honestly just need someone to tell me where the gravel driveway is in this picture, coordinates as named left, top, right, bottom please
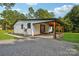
left=0, top=37, right=79, bottom=56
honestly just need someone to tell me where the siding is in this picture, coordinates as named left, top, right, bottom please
left=33, top=24, right=40, bottom=35
left=45, top=24, right=49, bottom=33
left=14, top=20, right=52, bottom=35
left=14, top=21, right=26, bottom=34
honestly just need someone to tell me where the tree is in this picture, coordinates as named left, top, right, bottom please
left=0, top=3, right=15, bottom=10
left=0, top=3, right=15, bottom=30
left=61, top=18, right=73, bottom=32
left=49, top=12, right=55, bottom=17
left=64, top=5, right=79, bottom=32
left=35, top=8, right=54, bottom=19
left=28, top=7, right=35, bottom=19
left=0, top=20, right=3, bottom=25
left=27, top=7, right=55, bottom=19
left=0, top=10, right=27, bottom=29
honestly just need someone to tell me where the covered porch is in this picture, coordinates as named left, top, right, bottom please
left=31, top=19, right=64, bottom=39
left=32, top=22, right=52, bottom=35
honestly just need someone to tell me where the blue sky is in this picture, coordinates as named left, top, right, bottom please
left=0, top=3, right=77, bottom=18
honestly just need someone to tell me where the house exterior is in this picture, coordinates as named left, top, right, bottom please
left=14, top=18, right=58, bottom=36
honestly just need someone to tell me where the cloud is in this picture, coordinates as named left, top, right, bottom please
left=26, top=3, right=38, bottom=6
left=73, top=3, right=79, bottom=5
left=54, top=5, right=73, bottom=13
left=48, top=10, right=52, bottom=12
left=53, top=5, right=74, bottom=17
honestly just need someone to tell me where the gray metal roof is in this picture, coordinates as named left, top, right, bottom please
left=15, top=18, right=59, bottom=25
left=19, top=18, right=58, bottom=21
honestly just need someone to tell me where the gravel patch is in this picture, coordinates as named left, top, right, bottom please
left=0, top=38, right=79, bottom=56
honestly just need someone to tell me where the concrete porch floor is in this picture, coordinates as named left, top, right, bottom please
left=30, top=33, right=64, bottom=39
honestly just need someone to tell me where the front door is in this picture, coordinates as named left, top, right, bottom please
left=40, top=24, right=45, bottom=34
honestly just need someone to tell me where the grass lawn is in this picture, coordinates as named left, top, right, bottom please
left=63, top=32, right=79, bottom=43
left=0, top=30, right=15, bottom=40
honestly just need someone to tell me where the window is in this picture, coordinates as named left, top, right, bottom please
left=21, top=24, right=23, bottom=29
left=27, top=23, right=31, bottom=28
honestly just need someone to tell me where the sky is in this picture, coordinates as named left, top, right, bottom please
left=0, top=3, right=77, bottom=18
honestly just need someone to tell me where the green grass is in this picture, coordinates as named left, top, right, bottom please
left=0, top=30, right=15, bottom=40
left=63, top=32, right=79, bottom=43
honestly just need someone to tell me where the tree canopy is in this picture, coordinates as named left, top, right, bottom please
left=0, top=6, right=55, bottom=30
left=27, top=7, right=55, bottom=19
left=64, top=5, right=79, bottom=32
left=0, top=10, right=27, bottom=29
left=0, top=3, right=15, bottom=10
left=35, top=8, right=54, bottom=19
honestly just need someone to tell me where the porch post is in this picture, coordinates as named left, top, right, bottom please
left=31, top=23, right=34, bottom=36
left=59, top=24, right=61, bottom=33
left=53, top=20, right=56, bottom=39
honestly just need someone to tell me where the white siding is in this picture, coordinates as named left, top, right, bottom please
left=14, top=21, right=25, bottom=34
left=14, top=21, right=33, bottom=35
left=33, top=24, right=40, bottom=35
left=45, top=24, right=49, bottom=33
left=27, top=29, right=32, bottom=35
left=14, top=20, right=53, bottom=36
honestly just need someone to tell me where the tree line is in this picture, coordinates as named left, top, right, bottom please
left=0, top=3, right=54, bottom=30
left=62, top=5, right=79, bottom=32
left=0, top=3, right=79, bottom=33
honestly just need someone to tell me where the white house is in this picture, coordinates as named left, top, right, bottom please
left=14, top=18, right=58, bottom=36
